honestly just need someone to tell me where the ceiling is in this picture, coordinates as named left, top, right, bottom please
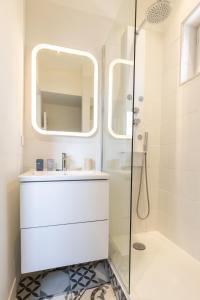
left=48, top=0, right=175, bottom=28
left=49, top=0, right=125, bottom=20
left=42, top=91, right=82, bottom=107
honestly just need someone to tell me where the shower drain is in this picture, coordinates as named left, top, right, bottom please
left=133, top=242, right=146, bottom=251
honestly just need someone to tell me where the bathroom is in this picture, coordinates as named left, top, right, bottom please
left=1, top=0, right=200, bottom=299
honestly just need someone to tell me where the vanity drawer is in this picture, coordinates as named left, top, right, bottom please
left=21, top=220, right=109, bottom=273
left=20, top=180, right=109, bottom=228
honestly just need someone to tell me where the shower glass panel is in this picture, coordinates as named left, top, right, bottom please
left=102, top=0, right=136, bottom=292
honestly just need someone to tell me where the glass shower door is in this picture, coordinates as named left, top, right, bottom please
left=102, top=0, right=136, bottom=291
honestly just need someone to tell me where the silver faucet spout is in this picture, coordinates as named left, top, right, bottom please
left=62, top=153, right=67, bottom=171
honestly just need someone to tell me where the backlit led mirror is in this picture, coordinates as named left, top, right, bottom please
left=108, top=59, right=134, bottom=139
left=32, top=44, right=98, bottom=137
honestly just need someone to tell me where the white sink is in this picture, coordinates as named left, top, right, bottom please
left=19, top=170, right=109, bottom=182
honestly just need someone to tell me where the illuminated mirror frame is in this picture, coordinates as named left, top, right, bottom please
left=108, top=59, right=134, bottom=139
left=32, top=44, right=98, bottom=137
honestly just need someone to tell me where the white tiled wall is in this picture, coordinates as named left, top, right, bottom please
left=134, top=0, right=200, bottom=263
left=132, top=28, right=163, bottom=233
left=158, top=0, right=200, bottom=261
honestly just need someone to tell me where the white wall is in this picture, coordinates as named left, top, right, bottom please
left=158, top=0, right=200, bottom=261
left=43, top=102, right=81, bottom=132
left=0, top=0, right=24, bottom=299
left=39, top=69, right=82, bottom=96
left=24, top=0, right=115, bottom=171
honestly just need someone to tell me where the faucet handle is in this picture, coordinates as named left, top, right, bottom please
left=62, top=153, right=67, bottom=171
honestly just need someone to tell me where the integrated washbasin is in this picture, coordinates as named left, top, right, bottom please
left=19, top=170, right=109, bottom=182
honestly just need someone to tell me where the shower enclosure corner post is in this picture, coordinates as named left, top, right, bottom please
left=128, top=0, right=138, bottom=294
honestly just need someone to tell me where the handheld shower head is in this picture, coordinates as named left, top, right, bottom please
left=146, top=0, right=171, bottom=24
left=143, top=132, right=149, bottom=153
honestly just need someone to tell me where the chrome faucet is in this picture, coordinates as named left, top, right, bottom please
left=62, top=153, right=67, bottom=171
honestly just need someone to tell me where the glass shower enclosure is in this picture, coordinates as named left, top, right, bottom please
left=102, top=0, right=137, bottom=292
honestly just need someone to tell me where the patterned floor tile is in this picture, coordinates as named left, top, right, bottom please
left=16, top=272, right=42, bottom=300
left=40, top=268, right=70, bottom=299
left=70, top=284, right=115, bottom=300
left=93, top=261, right=110, bottom=284
left=40, top=294, right=68, bottom=300
left=43, top=284, right=115, bottom=300
left=16, top=260, right=119, bottom=300
left=69, top=262, right=100, bottom=292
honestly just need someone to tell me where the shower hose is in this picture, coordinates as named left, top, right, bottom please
left=136, top=152, right=150, bottom=220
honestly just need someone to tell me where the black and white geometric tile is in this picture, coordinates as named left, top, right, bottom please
left=40, top=267, right=71, bottom=298
left=16, top=260, right=127, bottom=300
left=69, top=284, right=116, bottom=300
left=69, top=263, right=97, bottom=292
left=40, top=284, right=116, bottom=300
left=17, top=272, right=42, bottom=300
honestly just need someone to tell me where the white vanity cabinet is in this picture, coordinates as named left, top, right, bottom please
left=19, top=171, right=109, bottom=274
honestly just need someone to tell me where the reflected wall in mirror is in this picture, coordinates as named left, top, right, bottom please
left=108, top=59, right=134, bottom=139
left=32, top=44, right=98, bottom=136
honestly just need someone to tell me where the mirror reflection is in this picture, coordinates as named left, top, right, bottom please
left=109, top=60, right=134, bottom=138
left=36, top=48, right=95, bottom=133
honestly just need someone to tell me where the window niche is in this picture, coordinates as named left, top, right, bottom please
left=180, top=4, right=200, bottom=84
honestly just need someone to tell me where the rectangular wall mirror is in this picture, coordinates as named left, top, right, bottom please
left=32, top=44, right=98, bottom=137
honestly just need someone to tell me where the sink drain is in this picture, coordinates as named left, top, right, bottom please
left=133, top=242, right=146, bottom=250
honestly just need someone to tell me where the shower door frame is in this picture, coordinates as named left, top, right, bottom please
left=128, top=0, right=138, bottom=294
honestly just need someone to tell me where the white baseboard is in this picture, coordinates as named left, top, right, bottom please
left=8, top=278, right=17, bottom=300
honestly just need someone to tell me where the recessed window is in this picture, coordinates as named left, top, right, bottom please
left=180, top=4, right=200, bottom=83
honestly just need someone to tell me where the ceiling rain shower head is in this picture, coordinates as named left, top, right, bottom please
left=146, top=0, right=171, bottom=24
left=137, top=0, right=172, bottom=33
